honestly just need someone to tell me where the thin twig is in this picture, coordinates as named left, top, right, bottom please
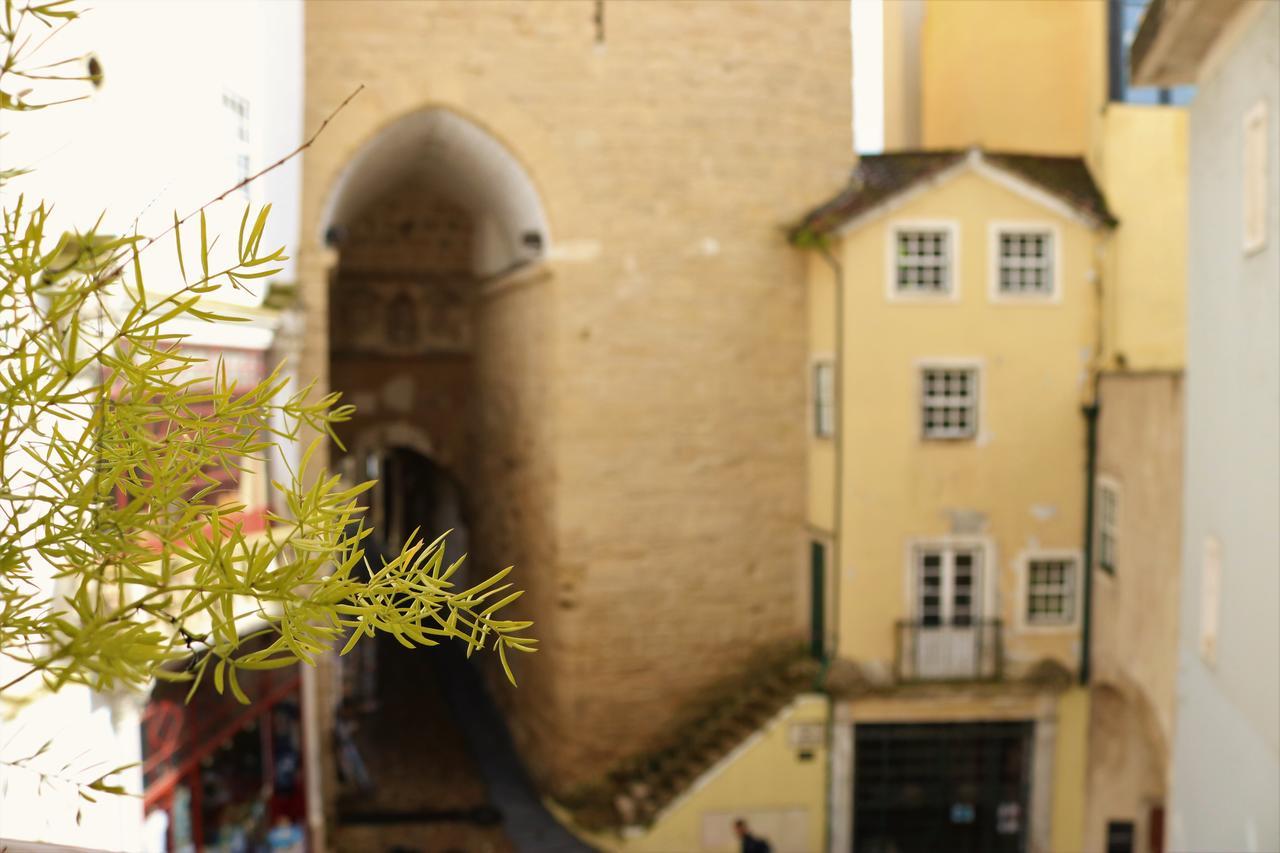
left=132, top=84, right=366, bottom=266
left=2, top=84, right=366, bottom=360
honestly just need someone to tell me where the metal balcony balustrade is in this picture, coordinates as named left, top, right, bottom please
left=893, top=618, right=1005, bottom=682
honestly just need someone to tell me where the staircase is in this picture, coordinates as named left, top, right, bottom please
left=559, top=646, right=819, bottom=832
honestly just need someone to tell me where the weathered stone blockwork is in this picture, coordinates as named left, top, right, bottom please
left=300, top=0, right=851, bottom=792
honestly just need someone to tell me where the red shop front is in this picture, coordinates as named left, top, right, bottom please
left=142, top=661, right=309, bottom=853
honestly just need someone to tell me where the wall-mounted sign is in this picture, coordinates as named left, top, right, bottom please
left=998, top=801, right=1021, bottom=835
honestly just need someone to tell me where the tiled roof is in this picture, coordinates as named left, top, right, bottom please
left=793, top=148, right=1117, bottom=238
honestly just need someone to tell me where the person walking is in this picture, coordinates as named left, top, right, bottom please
left=733, top=818, right=772, bottom=853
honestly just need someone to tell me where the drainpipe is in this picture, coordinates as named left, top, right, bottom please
left=1080, top=394, right=1099, bottom=686
left=815, top=240, right=844, bottom=853
left=816, top=242, right=844, bottom=672
left=1080, top=245, right=1108, bottom=686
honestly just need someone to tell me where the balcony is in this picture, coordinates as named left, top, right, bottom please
left=894, top=619, right=1005, bottom=682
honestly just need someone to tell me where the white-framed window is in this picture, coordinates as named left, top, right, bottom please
left=914, top=542, right=984, bottom=627
left=223, top=90, right=252, bottom=198
left=888, top=222, right=957, bottom=298
left=1024, top=554, right=1078, bottom=627
left=920, top=364, right=979, bottom=440
left=991, top=223, right=1058, bottom=299
left=1096, top=477, right=1119, bottom=574
left=1244, top=101, right=1268, bottom=254
left=812, top=358, right=835, bottom=438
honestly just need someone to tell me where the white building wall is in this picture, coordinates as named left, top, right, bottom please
left=0, top=3, right=302, bottom=850
left=1170, top=4, right=1280, bottom=851
left=0, top=0, right=303, bottom=294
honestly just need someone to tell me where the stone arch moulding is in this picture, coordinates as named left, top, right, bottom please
left=318, top=105, right=552, bottom=279
left=349, top=421, right=437, bottom=472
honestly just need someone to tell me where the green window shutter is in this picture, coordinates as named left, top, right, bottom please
left=810, top=540, right=827, bottom=659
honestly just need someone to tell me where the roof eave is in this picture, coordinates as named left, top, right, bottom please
left=792, top=152, right=1116, bottom=243
left=1131, top=0, right=1247, bottom=87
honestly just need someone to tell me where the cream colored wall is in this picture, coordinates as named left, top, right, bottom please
left=883, top=0, right=924, bottom=150
left=595, top=695, right=829, bottom=853
left=1095, top=106, right=1189, bottom=370
left=1093, top=371, right=1183, bottom=752
left=919, top=0, right=1105, bottom=156
left=1085, top=371, right=1183, bottom=852
left=1049, top=687, right=1089, bottom=853
left=829, top=169, right=1096, bottom=674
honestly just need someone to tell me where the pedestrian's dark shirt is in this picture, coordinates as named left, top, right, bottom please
left=741, top=833, right=771, bottom=853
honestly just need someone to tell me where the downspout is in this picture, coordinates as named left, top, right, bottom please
left=817, top=242, right=845, bottom=675
left=1080, top=393, right=1099, bottom=685
left=815, top=238, right=844, bottom=853
left=1080, top=240, right=1108, bottom=685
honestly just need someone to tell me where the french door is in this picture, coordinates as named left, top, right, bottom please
left=915, top=544, right=983, bottom=679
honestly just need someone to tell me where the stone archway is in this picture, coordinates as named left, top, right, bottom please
left=320, top=106, right=550, bottom=277
left=315, top=107, right=584, bottom=851
left=1086, top=683, right=1169, bottom=853
left=319, top=105, right=550, bottom=544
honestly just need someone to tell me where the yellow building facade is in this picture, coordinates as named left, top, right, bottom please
left=799, top=150, right=1110, bottom=853
left=792, top=2, right=1190, bottom=851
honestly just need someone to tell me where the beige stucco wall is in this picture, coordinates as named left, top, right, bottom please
left=580, top=695, right=829, bottom=853
left=1087, top=370, right=1184, bottom=852
left=1094, top=106, right=1190, bottom=370
left=300, top=0, right=852, bottom=793
left=919, top=0, right=1106, bottom=156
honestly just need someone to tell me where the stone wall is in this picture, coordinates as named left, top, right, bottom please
left=301, top=0, right=852, bottom=792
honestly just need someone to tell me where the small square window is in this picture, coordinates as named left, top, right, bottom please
left=1026, top=557, right=1077, bottom=626
left=921, top=366, right=978, bottom=440
left=812, top=360, right=835, bottom=438
left=894, top=227, right=952, bottom=295
left=995, top=228, right=1054, bottom=297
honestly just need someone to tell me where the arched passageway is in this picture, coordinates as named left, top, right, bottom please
left=322, top=110, right=587, bottom=852
left=1085, top=684, right=1168, bottom=853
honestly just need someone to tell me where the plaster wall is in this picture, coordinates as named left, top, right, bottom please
left=1170, top=6, right=1280, bottom=850
left=1095, top=107, right=1190, bottom=370
left=1092, top=371, right=1183, bottom=741
left=595, top=695, right=828, bottom=853
left=1087, top=372, right=1183, bottom=853
left=918, top=0, right=1105, bottom=156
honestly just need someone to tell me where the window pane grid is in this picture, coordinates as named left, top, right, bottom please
left=1097, top=485, right=1119, bottom=572
left=997, top=230, right=1053, bottom=295
left=1026, top=558, right=1076, bottom=625
left=896, top=229, right=951, bottom=294
left=921, top=367, right=977, bottom=439
left=916, top=546, right=983, bottom=626
left=813, top=361, right=835, bottom=438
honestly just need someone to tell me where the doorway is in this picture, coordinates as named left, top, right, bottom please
left=853, top=721, right=1034, bottom=853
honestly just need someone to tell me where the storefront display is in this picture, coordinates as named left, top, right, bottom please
left=143, top=662, right=309, bottom=853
